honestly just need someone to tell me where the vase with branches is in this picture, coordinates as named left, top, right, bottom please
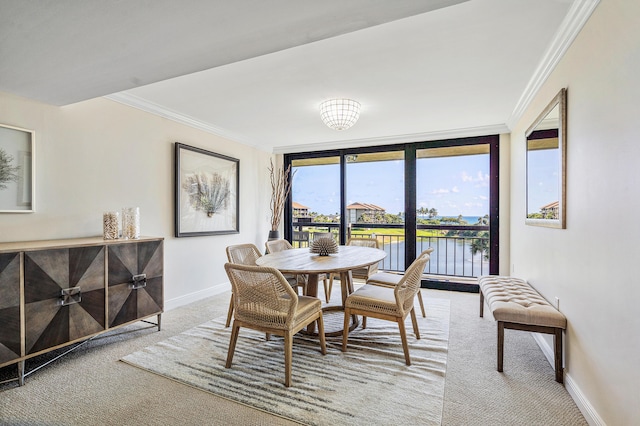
left=268, top=159, right=295, bottom=239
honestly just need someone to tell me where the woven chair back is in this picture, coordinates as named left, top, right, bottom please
left=226, top=243, right=262, bottom=265
left=418, top=247, right=435, bottom=258
left=347, top=237, right=379, bottom=249
left=224, top=263, right=298, bottom=330
left=265, top=239, right=293, bottom=254
left=394, top=254, right=431, bottom=314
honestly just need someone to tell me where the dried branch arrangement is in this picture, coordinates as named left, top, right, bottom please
left=183, top=172, right=230, bottom=217
left=269, top=159, right=295, bottom=231
left=0, top=148, right=20, bottom=190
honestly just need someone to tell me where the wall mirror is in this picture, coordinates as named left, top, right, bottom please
left=525, top=88, right=567, bottom=228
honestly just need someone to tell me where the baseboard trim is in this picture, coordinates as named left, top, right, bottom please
left=532, top=333, right=605, bottom=426
left=164, top=282, right=230, bottom=312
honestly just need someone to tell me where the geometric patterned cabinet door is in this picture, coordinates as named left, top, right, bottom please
left=24, top=246, right=105, bottom=355
left=0, top=252, right=21, bottom=366
left=108, top=240, right=163, bottom=328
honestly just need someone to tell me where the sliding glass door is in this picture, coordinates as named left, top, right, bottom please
left=416, top=145, right=491, bottom=286
left=289, top=156, right=341, bottom=247
left=345, top=151, right=404, bottom=271
left=284, top=135, right=499, bottom=291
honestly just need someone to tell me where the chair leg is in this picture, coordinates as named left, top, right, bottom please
left=398, top=318, right=411, bottom=366
left=317, top=314, right=327, bottom=355
left=342, top=308, right=351, bottom=352
left=284, top=331, right=293, bottom=387
left=362, top=316, right=367, bottom=329
left=225, top=295, right=234, bottom=327
left=225, top=323, right=241, bottom=368
left=410, top=308, right=420, bottom=339
left=417, top=291, right=426, bottom=318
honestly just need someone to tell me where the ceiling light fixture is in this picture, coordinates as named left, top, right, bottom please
left=319, top=99, right=361, bottom=130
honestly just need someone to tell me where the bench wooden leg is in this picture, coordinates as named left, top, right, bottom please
left=480, top=289, right=484, bottom=317
left=497, top=321, right=504, bottom=372
left=554, top=328, right=564, bottom=383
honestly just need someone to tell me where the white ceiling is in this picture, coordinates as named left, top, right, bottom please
left=1, top=0, right=589, bottom=153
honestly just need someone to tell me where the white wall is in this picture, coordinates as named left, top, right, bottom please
left=510, top=1, right=640, bottom=424
left=0, top=91, right=273, bottom=308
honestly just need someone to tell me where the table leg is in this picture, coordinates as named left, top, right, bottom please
left=304, top=270, right=359, bottom=337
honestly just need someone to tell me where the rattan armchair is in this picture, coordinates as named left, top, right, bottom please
left=265, top=239, right=330, bottom=301
left=225, top=244, right=263, bottom=327
left=224, top=263, right=326, bottom=387
left=342, top=253, right=432, bottom=366
left=366, top=248, right=434, bottom=317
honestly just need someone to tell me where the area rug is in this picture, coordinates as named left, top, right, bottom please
left=121, top=298, right=450, bottom=426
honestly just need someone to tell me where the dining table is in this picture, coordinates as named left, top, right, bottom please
left=255, top=245, right=387, bottom=336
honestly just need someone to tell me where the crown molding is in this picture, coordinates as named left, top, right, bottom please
left=273, top=123, right=509, bottom=154
left=104, top=92, right=266, bottom=150
left=507, top=0, right=601, bottom=130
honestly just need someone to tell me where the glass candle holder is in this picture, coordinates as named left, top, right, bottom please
left=103, top=211, right=120, bottom=240
left=122, top=207, right=140, bottom=239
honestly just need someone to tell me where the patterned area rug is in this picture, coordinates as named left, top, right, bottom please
left=121, top=298, right=450, bottom=426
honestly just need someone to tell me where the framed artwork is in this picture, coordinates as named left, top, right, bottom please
left=174, top=143, right=239, bottom=237
left=0, top=124, right=35, bottom=213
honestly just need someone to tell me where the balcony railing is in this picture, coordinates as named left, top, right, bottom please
left=292, top=221, right=489, bottom=278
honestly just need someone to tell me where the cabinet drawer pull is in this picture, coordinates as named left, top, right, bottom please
left=59, top=287, right=82, bottom=306
left=130, top=274, right=147, bottom=289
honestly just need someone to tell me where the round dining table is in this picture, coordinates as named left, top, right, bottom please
left=255, top=245, right=387, bottom=335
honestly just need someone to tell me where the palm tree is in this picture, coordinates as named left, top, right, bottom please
left=470, top=232, right=490, bottom=261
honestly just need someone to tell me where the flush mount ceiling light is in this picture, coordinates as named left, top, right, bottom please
left=319, top=99, right=361, bottom=130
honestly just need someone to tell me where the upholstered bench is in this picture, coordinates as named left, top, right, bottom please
left=478, top=275, right=567, bottom=383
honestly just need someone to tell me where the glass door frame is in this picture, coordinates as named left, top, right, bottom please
left=284, top=134, right=499, bottom=291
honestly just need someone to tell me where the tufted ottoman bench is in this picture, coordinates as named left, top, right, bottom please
left=478, top=275, right=567, bottom=383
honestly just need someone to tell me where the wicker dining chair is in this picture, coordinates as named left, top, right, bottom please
left=326, top=237, right=380, bottom=302
left=265, top=239, right=330, bottom=301
left=225, top=244, right=263, bottom=327
left=342, top=253, right=432, bottom=366
left=224, top=263, right=326, bottom=387
left=365, top=248, right=434, bottom=317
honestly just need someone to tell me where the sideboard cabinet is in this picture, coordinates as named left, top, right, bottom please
left=0, top=236, right=163, bottom=385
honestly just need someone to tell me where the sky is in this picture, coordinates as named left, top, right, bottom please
left=292, top=154, right=491, bottom=216
left=527, top=148, right=560, bottom=214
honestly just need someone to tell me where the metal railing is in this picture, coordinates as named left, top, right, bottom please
left=292, top=221, right=489, bottom=278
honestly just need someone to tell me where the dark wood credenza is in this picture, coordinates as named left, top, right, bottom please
left=0, top=236, right=163, bottom=385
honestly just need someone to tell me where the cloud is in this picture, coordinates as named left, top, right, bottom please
left=452, top=186, right=460, bottom=193
left=461, top=170, right=489, bottom=187
left=432, top=188, right=450, bottom=194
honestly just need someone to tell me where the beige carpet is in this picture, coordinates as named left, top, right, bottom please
left=121, top=298, right=450, bottom=426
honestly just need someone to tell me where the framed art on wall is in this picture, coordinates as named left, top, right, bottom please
left=174, top=143, right=239, bottom=237
left=0, top=124, right=35, bottom=213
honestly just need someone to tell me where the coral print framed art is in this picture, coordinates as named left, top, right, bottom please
left=0, top=124, right=35, bottom=213
left=174, top=143, right=239, bottom=237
